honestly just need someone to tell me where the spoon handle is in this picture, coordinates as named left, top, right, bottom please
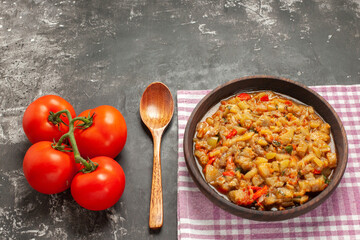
left=149, top=129, right=163, bottom=229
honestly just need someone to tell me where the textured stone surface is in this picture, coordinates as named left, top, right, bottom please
left=0, top=0, right=359, bottom=239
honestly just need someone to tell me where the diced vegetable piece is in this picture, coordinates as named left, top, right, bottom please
left=209, top=149, right=221, bottom=157
left=196, top=122, right=208, bottom=138
left=270, top=126, right=280, bottom=132
left=207, top=137, right=219, bottom=148
left=312, top=146, right=321, bottom=158
left=319, top=144, right=331, bottom=152
left=276, top=187, right=294, bottom=199
left=310, top=131, right=330, bottom=142
left=285, top=145, right=293, bottom=154
left=267, top=104, right=277, bottom=111
left=204, top=165, right=221, bottom=182
left=310, top=120, right=321, bottom=128
left=244, top=168, right=258, bottom=180
left=238, top=131, right=255, bottom=141
left=265, top=152, right=276, bottom=160
left=279, top=159, right=290, bottom=171
left=300, top=153, right=315, bottom=164
left=327, top=152, right=337, bottom=168
left=261, top=129, right=273, bottom=135
left=275, top=153, right=290, bottom=161
left=277, top=103, right=286, bottom=112
left=237, top=101, right=250, bottom=110
left=313, top=156, right=323, bottom=167
left=293, top=195, right=309, bottom=204
left=254, top=157, right=268, bottom=166
left=258, top=163, right=271, bottom=178
left=320, top=123, right=331, bottom=134
left=194, top=150, right=209, bottom=165
left=296, top=141, right=308, bottom=157
left=229, top=105, right=240, bottom=113
left=229, top=189, right=253, bottom=206
left=252, top=174, right=264, bottom=186
left=271, top=161, right=280, bottom=172
left=265, top=177, right=278, bottom=186
left=258, top=138, right=268, bottom=146
left=220, top=146, right=229, bottom=153
left=279, top=128, right=294, bottom=145
left=264, top=195, right=276, bottom=205
left=289, top=157, right=297, bottom=168
left=234, top=126, right=247, bottom=135
left=206, top=117, right=214, bottom=125
left=299, top=126, right=310, bottom=136
left=299, top=180, right=310, bottom=192
left=256, top=104, right=268, bottom=112
left=309, top=177, right=327, bottom=191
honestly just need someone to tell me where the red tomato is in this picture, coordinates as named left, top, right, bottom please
left=74, top=105, right=127, bottom=159
left=23, top=95, right=76, bottom=144
left=23, top=141, right=77, bottom=194
left=71, top=156, right=126, bottom=211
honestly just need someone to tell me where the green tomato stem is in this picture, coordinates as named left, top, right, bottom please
left=48, top=109, right=69, bottom=127
left=52, top=109, right=97, bottom=172
left=51, top=109, right=68, bottom=119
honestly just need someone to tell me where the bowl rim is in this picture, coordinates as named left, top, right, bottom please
left=183, top=75, right=348, bottom=221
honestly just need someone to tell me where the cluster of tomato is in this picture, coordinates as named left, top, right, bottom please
left=22, top=95, right=127, bottom=211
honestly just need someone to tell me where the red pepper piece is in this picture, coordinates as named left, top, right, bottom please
left=260, top=95, right=269, bottom=102
left=252, top=185, right=268, bottom=200
left=226, top=129, right=237, bottom=139
left=248, top=186, right=262, bottom=191
left=313, top=169, right=322, bottom=175
left=285, top=100, right=293, bottom=106
left=223, top=171, right=235, bottom=176
left=207, top=157, right=216, bottom=165
left=238, top=93, right=251, bottom=101
left=237, top=189, right=254, bottom=205
left=217, top=186, right=229, bottom=194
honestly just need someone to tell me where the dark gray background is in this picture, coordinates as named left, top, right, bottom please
left=0, top=0, right=359, bottom=239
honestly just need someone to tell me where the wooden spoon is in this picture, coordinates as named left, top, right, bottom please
left=140, top=82, right=174, bottom=229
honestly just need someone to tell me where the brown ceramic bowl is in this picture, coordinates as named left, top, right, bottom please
left=183, top=75, right=348, bottom=221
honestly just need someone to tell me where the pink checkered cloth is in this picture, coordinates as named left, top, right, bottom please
left=177, top=85, right=360, bottom=240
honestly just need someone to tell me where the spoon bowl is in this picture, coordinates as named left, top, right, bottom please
left=140, top=82, right=174, bottom=229
left=140, top=82, right=174, bottom=130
